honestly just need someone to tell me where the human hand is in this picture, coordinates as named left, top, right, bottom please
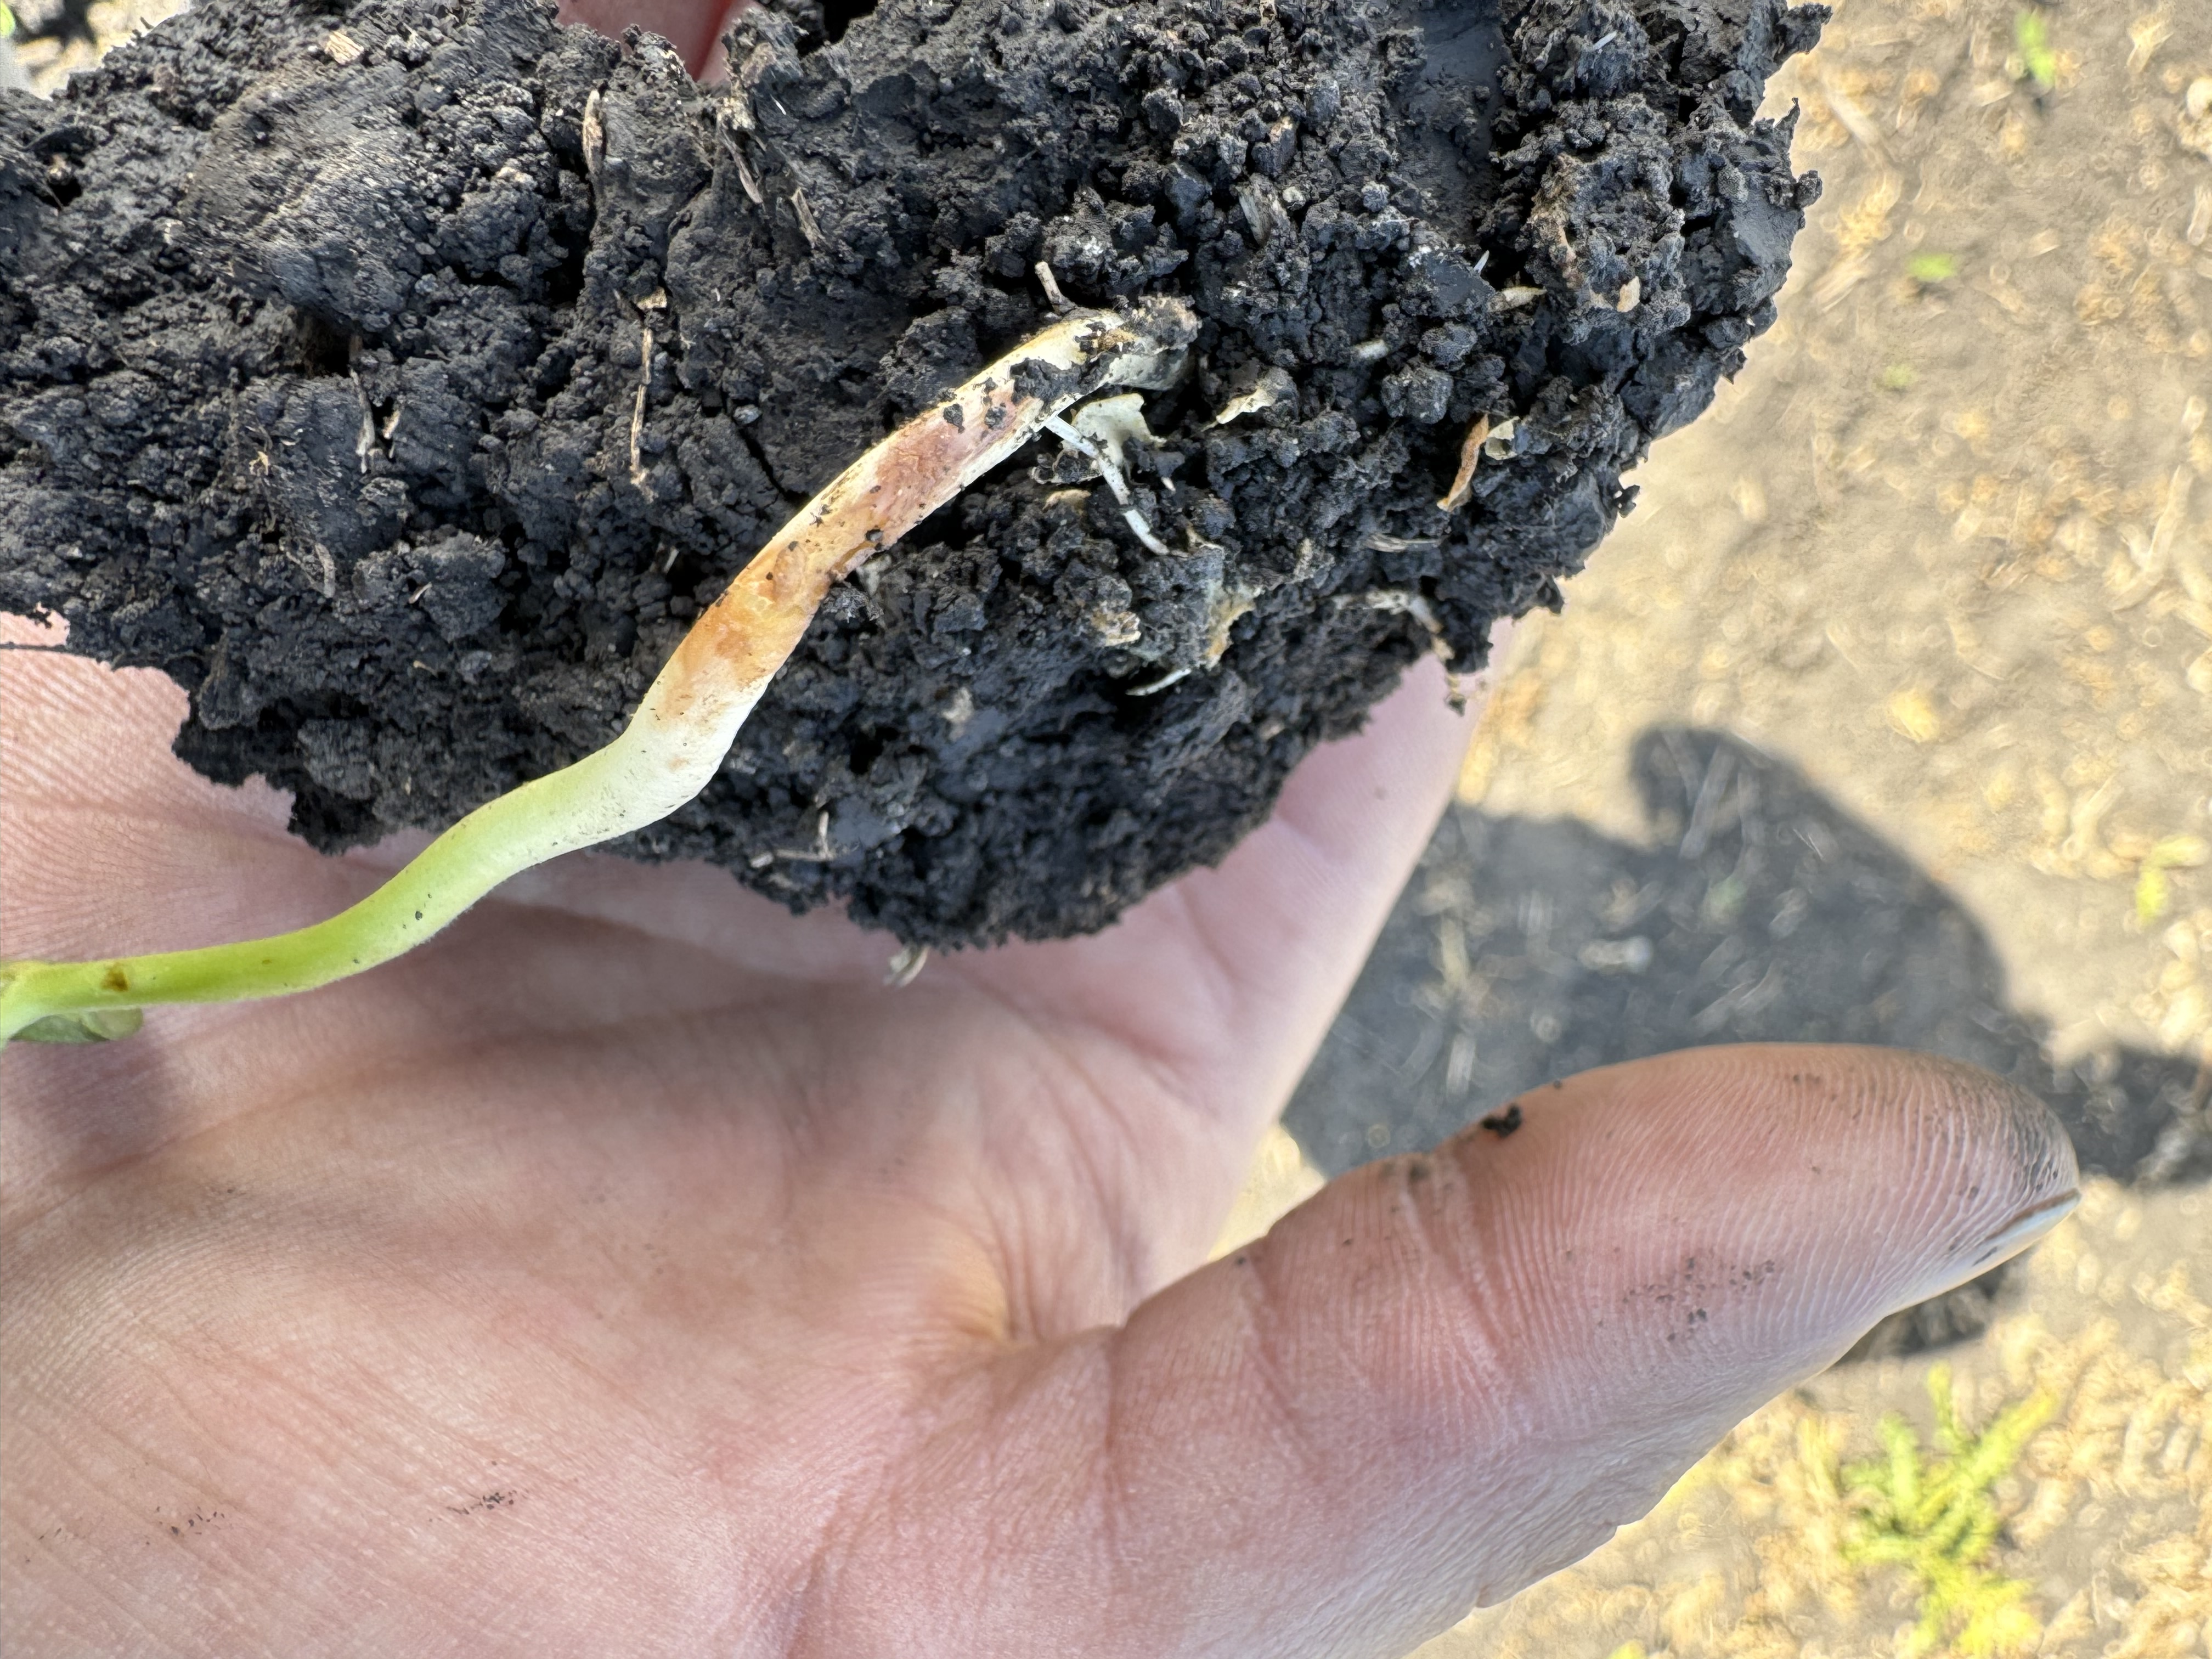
left=3, top=619, right=2075, bottom=1657
left=2, top=4, right=2076, bottom=1650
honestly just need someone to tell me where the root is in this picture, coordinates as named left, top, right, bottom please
left=1042, top=411, right=1175, bottom=558
left=1346, top=588, right=1465, bottom=712
left=1436, top=415, right=1489, bottom=512
left=1, top=302, right=1197, bottom=1044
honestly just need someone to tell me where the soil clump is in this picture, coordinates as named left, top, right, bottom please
left=1, top=0, right=1825, bottom=945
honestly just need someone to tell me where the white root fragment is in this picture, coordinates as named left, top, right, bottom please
left=582, top=88, right=606, bottom=190
left=714, top=122, right=765, bottom=206
left=1127, top=667, right=1192, bottom=696
left=733, top=150, right=764, bottom=206
left=1035, top=262, right=1073, bottom=314
left=321, top=27, right=363, bottom=63
left=628, top=292, right=669, bottom=493
left=1069, top=393, right=1160, bottom=473
left=1348, top=588, right=1464, bottom=710
left=1494, top=286, right=1543, bottom=311
left=792, top=189, right=823, bottom=250
left=768, top=810, right=835, bottom=864
left=629, top=324, right=654, bottom=492
left=884, top=944, right=930, bottom=988
left=1482, top=417, right=1519, bottom=460
left=1213, top=365, right=1296, bottom=425
left=1042, top=410, right=1175, bottom=557
left=1614, top=275, right=1641, bottom=312
left=1351, top=337, right=1389, bottom=362
left=353, top=373, right=378, bottom=472
left=1436, top=414, right=1490, bottom=512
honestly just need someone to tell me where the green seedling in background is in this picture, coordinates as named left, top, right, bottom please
left=2012, top=11, right=2057, bottom=95
left=1880, top=363, right=1918, bottom=391
left=2134, top=834, right=2210, bottom=926
left=1838, top=1364, right=2053, bottom=1659
left=1907, top=253, right=1961, bottom=286
left=2, top=3, right=17, bottom=39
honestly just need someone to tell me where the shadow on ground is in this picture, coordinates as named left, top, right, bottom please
left=1291, top=727, right=2212, bottom=1357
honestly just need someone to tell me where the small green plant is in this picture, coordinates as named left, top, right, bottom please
left=0, top=302, right=1195, bottom=1045
left=2133, top=834, right=2208, bottom=926
left=1, top=3, right=18, bottom=41
left=2011, top=11, right=2057, bottom=95
left=1838, top=1364, right=2053, bottom=1659
left=1906, top=253, right=1960, bottom=286
left=1879, top=362, right=1918, bottom=392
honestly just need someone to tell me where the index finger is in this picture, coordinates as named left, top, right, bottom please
left=557, top=0, right=744, bottom=74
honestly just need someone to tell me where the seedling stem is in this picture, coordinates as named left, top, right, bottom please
left=0, top=303, right=1195, bottom=1045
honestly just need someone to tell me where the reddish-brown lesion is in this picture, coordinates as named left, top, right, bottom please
left=636, top=308, right=1187, bottom=721
left=659, top=381, right=1051, bottom=706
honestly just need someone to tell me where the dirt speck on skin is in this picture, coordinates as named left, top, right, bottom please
left=1, top=0, right=1825, bottom=946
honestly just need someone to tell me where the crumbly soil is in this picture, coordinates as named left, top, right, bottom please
left=1, top=0, right=1826, bottom=945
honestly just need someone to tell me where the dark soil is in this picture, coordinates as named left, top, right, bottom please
left=0, top=0, right=1825, bottom=946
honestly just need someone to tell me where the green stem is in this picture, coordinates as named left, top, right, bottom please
left=2, top=301, right=1196, bottom=1046
left=1, top=725, right=687, bottom=1041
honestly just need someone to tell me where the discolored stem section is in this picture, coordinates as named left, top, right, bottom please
left=1, top=302, right=1196, bottom=1045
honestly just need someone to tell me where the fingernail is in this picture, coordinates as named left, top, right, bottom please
left=1895, top=1189, right=2080, bottom=1312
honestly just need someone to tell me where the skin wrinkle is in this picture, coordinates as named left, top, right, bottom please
left=855, top=996, right=1140, bottom=1340
left=1226, top=1238, right=1339, bottom=1515
left=1122, top=880, right=1257, bottom=1114
left=1095, top=1328, right=1135, bottom=1637
left=998, top=1037, right=1165, bottom=1328
left=960, top=984, right=1214, bottom=1328
left=1398, top=1152, right=1523, bottom=1443
left=1440, top=1136, right=1613, bottom=1444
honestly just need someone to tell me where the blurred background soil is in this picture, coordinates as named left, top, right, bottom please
left=9, top=0, right=2208, bottom=1652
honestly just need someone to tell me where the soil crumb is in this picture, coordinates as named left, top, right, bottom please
left=1, top=0, right=1825, bottom=945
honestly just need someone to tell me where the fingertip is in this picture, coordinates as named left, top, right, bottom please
left=1075, top=1045, right=2079, bottom=1654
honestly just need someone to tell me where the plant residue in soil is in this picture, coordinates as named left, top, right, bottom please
left=1, top=0, right=1825, bottom=945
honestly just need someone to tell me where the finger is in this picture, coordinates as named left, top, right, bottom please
left=556, top=0, right=746, bottom=74
left=836, top=1046, right=2077, bottom=1658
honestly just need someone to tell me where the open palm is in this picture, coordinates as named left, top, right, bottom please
left=2, top=630, right=2078, bottom=1658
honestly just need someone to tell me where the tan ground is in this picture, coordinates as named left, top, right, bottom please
left=9, top=0, right=188, bottom=89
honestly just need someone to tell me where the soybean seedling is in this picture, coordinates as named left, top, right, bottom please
left=0, top=301, right=1197, bottom=1045
left=1838, top=1363, right=2053, bottom=1659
